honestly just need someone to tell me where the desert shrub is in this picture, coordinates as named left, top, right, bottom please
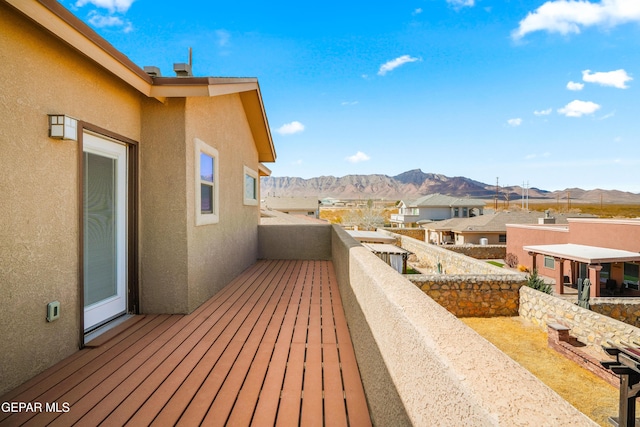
left=505, top=253, right=518, bottom=268
left=526, top=269, right=552, bottom=294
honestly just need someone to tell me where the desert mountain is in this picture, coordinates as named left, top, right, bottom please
left=260, top=169, right=640, bottom=203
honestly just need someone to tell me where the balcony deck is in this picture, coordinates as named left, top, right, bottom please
left=0, top=259, right=371, bottom=426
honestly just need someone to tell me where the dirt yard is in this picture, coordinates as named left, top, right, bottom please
left=462, top=316, right=628, bottom=426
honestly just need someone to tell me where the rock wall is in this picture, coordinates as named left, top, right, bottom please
left=380, top=227, right=425, bottom=241
left=444, top=245, right=507, bottom=260
left=591, top=299, right=640, bottom=328
left=519, top=286, right=640, bottom=348
left=408, top=275, right=525, bottom=317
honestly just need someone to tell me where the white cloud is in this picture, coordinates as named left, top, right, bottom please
left=87, top=11, right=133, bottom=32
left=216, top=30, right=231, bottom=47
left=76, top=0, right=135, bottom=13
left=534, top=108, right=553, bottom=116
left=276, top=121, right=305, bottom=135
left=582, top=69, right=632, bottom=88
left=413, top=8, right=423, bottom=15
left=292, top=159, right=303, bottom=165
left=341, top=101, right=359, bottom=106
left=557, top=100, right=601, bottom=117
left=378, top=55, right=420, bottom=76
left=346, top=151, right=371, bottom=163
left=512, top=0, right=640, bottom=40
left=599, top=110, right=616, bottom=120
left=566, top=81, right=584, bottom=91
left=447, top=0, right=475, bottom=8
left=507, top=118, right=523, bottom=127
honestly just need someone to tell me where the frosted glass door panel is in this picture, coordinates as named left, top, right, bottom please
left=83, top=133, right=127, bottom=331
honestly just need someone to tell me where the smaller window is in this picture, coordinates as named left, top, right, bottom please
left=195, top=138, right=219, bottom=225
left=243, top=166, right=258, bottom=206
left=544, top=256, right=555, bottom=269
left=453, top=207, right=459, bottom=217
left=462, top=207, right=468, bottom=217
left=498, top=234, right=506, bottom=243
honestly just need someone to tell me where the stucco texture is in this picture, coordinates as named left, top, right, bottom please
left=0, top=3, right=142, bottom=395
left=140, top=94, right=263, bottom=314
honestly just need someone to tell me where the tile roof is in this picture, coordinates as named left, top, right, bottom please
left=406, top=193, right=487, bottom=208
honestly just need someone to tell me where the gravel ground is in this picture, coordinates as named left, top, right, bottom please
left=461, top=316, right=628, bottom=426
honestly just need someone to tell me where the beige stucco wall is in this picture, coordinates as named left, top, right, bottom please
left=0, top=3, right=142, bottom=395
left=140, top=94, right=264, bottom=314
left=185, top=95, right=262, bottom=312
left=258, top=224, right=332, bottom=260
left=139, top=97, right=190, bottom=313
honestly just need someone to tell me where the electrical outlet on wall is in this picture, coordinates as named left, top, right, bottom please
left=47, top=301, right=60, bottom=322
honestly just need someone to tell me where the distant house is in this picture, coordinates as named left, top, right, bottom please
left=390, top=193, right=486, bottom=228
left=423, top=210, right=594, bottom=245
left=263, top=196, right=320, bottom=218
left=320, top=197, right=341, bottom=206
left=507, top=218, right=640, bottom=297
left=1, top=0, right=275, bottom=394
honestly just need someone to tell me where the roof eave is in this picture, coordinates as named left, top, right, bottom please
left=10, top=0, right=153, bottom=95
left=150, top=78, right=276, bottom=163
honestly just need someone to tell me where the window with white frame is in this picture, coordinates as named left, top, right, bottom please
left=243, top=166, right=258, bottom=206
left=195, top=138, right=219, bottom=225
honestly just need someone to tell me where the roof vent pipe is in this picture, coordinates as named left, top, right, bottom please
left=143, top=66, right=162, bottom=77
left=173, top=63, right=192, bottom=77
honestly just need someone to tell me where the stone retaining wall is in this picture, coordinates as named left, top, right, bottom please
left=408, top=275, right=525, bottom=317
left=380, top=227, right=425, bottom=241
left=519, top=286, right=640, bottom=348
left=591, top=299, right=640, bottom=329
left=444, top=245, right=507, bottom=260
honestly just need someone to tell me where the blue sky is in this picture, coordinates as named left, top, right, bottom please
left=64, top=0, right=640, bottom=192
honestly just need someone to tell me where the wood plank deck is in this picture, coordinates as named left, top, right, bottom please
left=0, top=260, right=371, bottom=426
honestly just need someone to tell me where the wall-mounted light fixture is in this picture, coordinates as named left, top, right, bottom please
left=48, top=114, right=77, bottom=141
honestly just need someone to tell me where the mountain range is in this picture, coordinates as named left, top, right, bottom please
left=260, top=169, right=640, bottom=203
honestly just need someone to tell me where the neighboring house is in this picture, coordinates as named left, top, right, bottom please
left=320, top=197, right=342, bottom=206
left=424, top=211, right=594, bottom=245
left=263, top=196, right=320, bottom=218
left=507, top=218, right=640, bottom=297
left=1, top=0, right=275, bottom=393
left=391, top=193, right=486, bottom=228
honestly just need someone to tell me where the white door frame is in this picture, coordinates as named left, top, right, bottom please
left=82, top=132, right=128, bottom=331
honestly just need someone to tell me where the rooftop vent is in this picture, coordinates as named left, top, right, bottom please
left=143, top=66, right=162, bottom=77
left=173, top=63, right=192, bottom=77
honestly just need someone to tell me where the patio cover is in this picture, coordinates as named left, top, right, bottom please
left=361, top=243, right=410, bottom=255
left=523, top=244, right=640, bottom=264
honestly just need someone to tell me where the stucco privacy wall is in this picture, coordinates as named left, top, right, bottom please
left=520, top=286, right=640, bottom=348
left=330, top=226, right=595, bottom=425
left=0, top=3, right=142, bottom=395
left=257, top=224, right=332, bottom=260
